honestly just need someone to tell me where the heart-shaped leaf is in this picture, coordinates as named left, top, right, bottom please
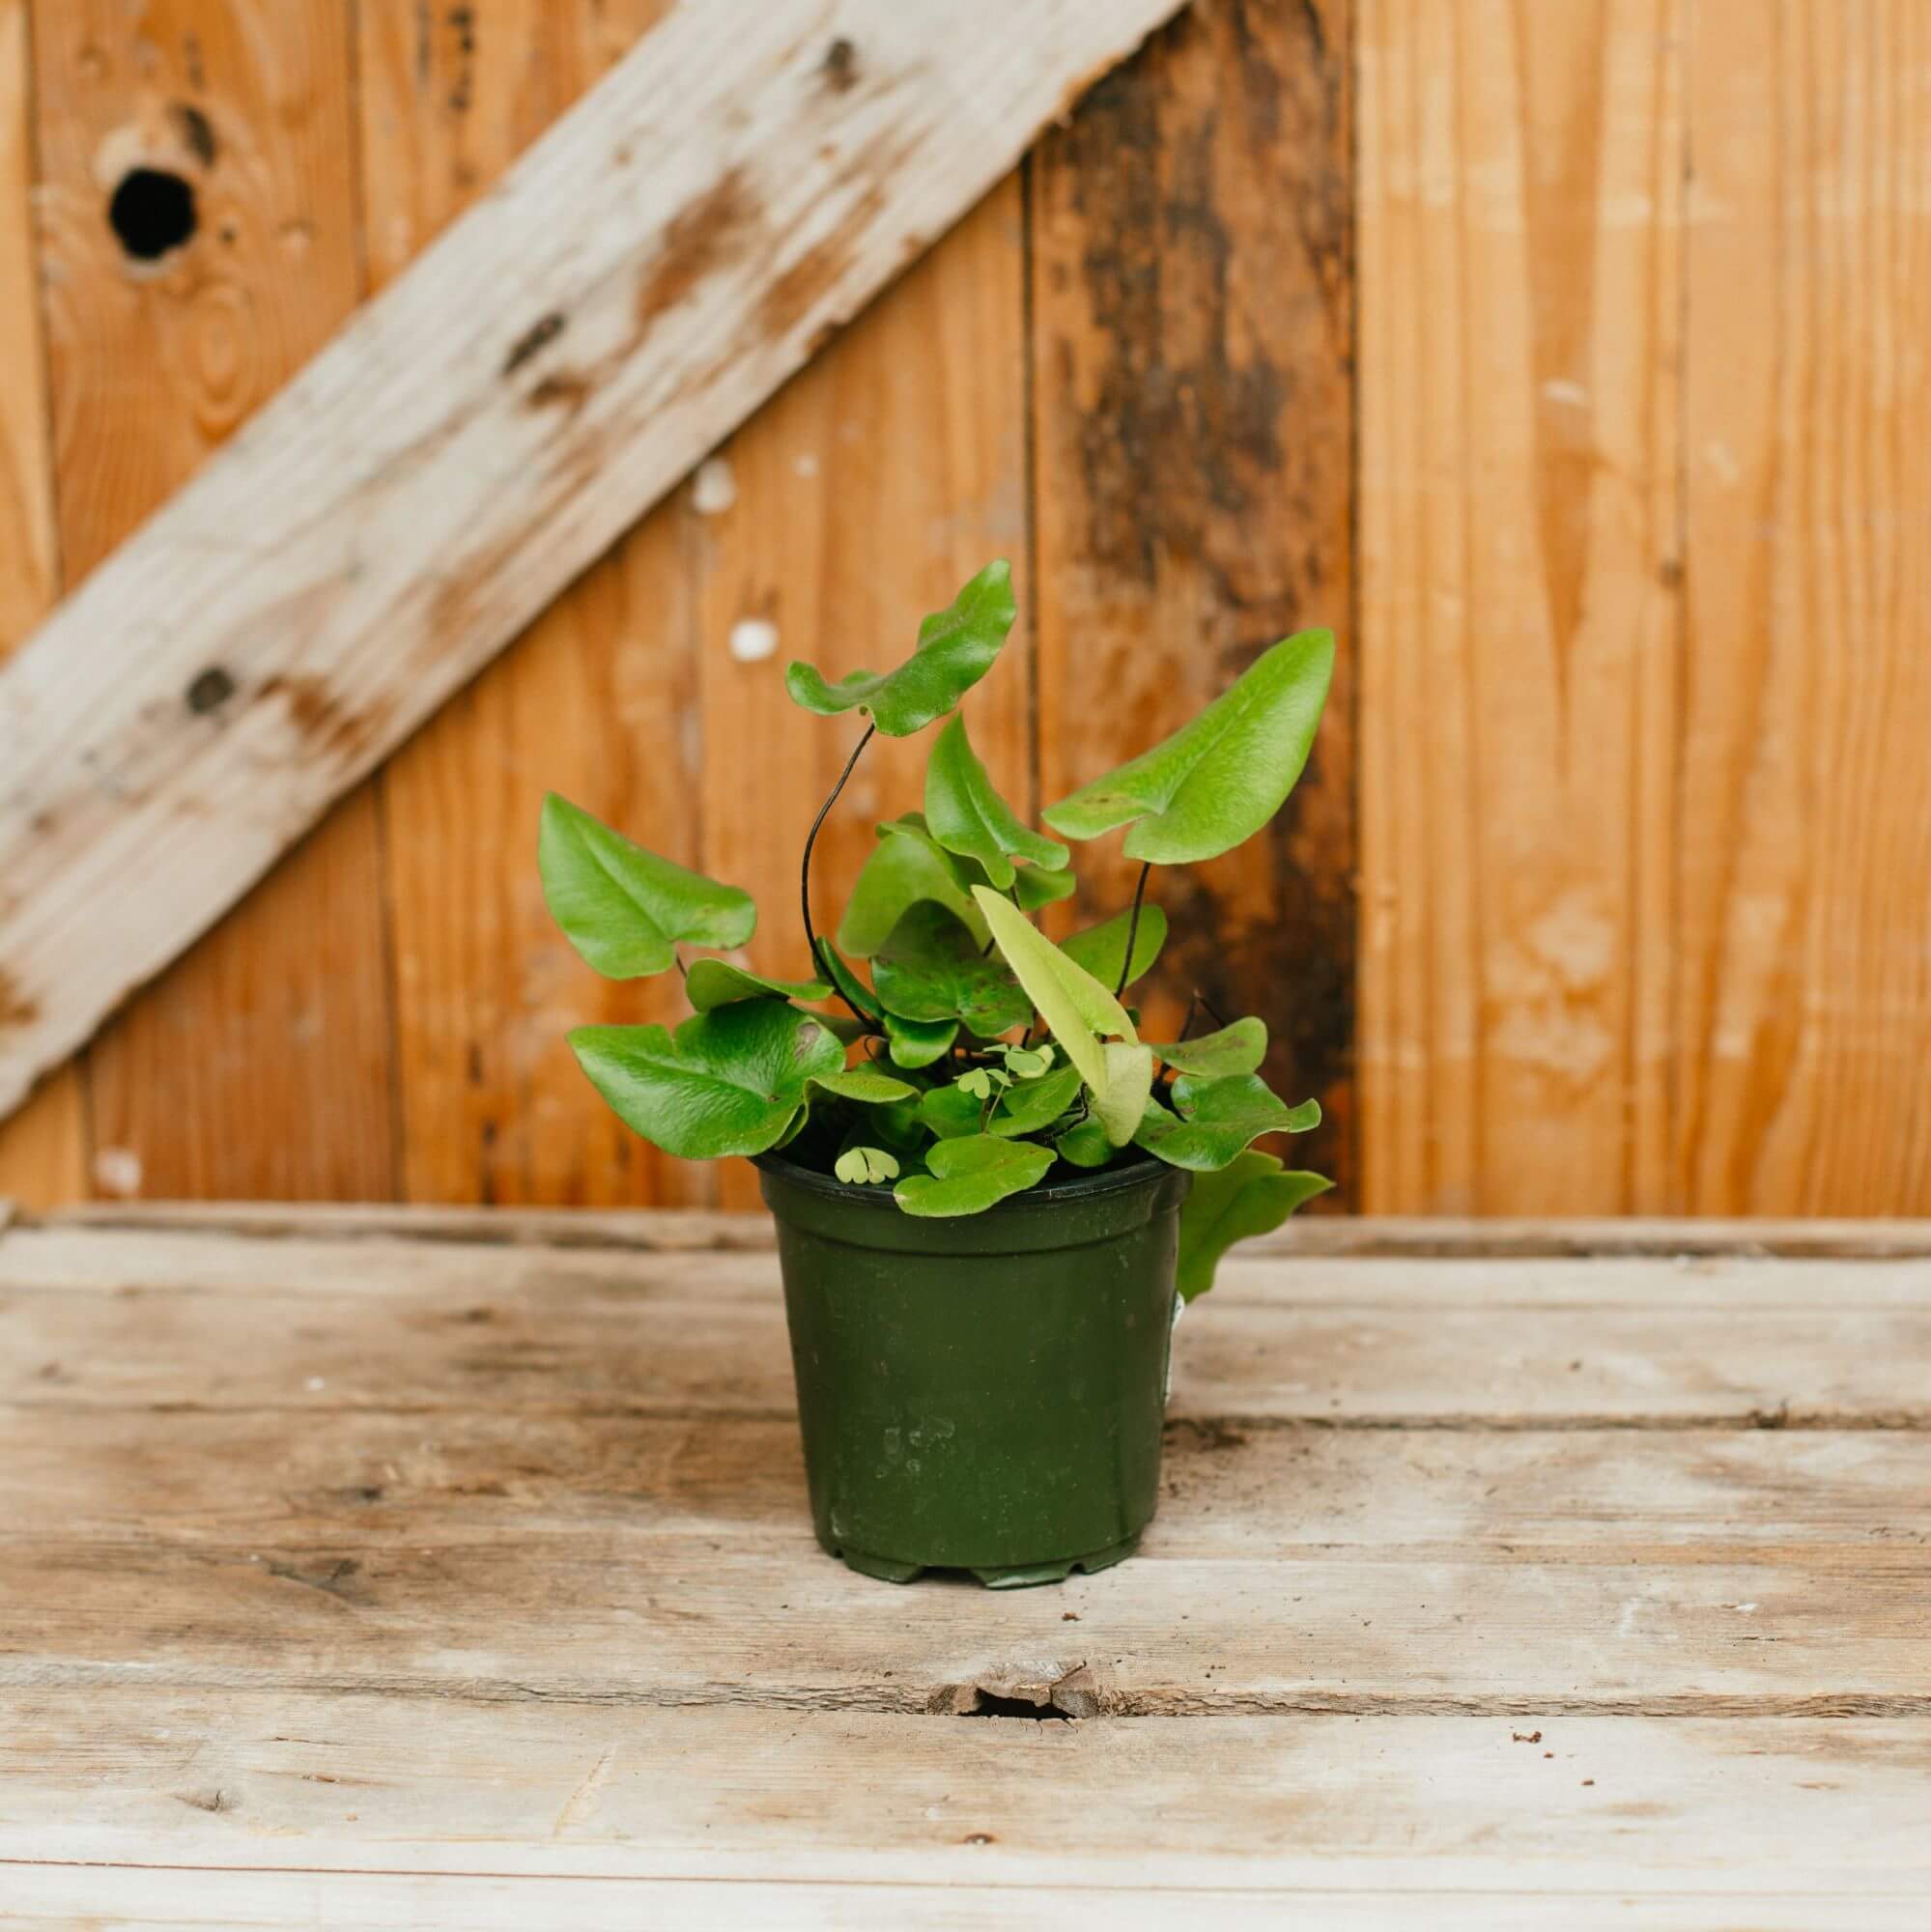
left=809, top=1065, right=917, bottom=1104
left=1135, top=1073, right=1321, bottom=1173
left=835, top=1146, right=901, bottom=1185
left=1003, top=1043, right=1055, bottom=1079
left=893, top=1133, right=1055, bottom=1217
left=884, top=1012, right=957, bottom=1068
left=540, top=793, right=754, bottom=978
left=836, top=816, right=988, bottom=957
left=971, top=887, right=1135, bottom=1098
left=1060, top=906, right=1168, bottom=993
left=918, top=1083, right=984, bottom=1140
left=924, top=715, right=1068, bottom=890
left=568, top=1002, right=842, bottom=1160
left=987, top=1060, right=1083, bottom=1138
left=1054, top=1116, right=1114, bottom=1168
left=685, top=959, right=832, bottom=1011
left=1043, top=631, right=1335, bottom=864
left=1153, top=1017, right=1268, bottom=1078
left=1092, top=1041, right=1154, bottom=1146
left=785, top=560, right=1017, bottom=737
left=1177, top=1151, right=1332, bottom=1301
left=872, top=902, right=1031, bottom=1038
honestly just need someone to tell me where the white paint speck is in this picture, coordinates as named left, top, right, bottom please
left=692, top=455, right=736, bottom=515
left=305, top=1377, right=327, bottom=1393
left=793, top=451, right=820, bottom=478
left=1725, top=1602, right=1759, bottom=1613
left=729, top=617, right=779, bottom=663
left=93, top=1146, right=142, bottom=1197
left=1542, top=378, right=1589, bottom=408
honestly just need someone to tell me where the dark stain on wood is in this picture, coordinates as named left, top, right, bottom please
left=636, top=167, right=758, bottom=326
left=755, top=179, right=887, bottom=343
left=259, top=675, right=389, bottom=766
left=168, top=100, right=217, bottom=169
left=526, top=369, right=591, bottom=414
left=502, top=311, right=567, bottom=377
left=185, top=666, right=236, bottom=715
left=821, top=37, right=860, bottom=93
left=0, top=969, right=40, bottom=1033
left=1035, top=0, right=1357, bottom=1203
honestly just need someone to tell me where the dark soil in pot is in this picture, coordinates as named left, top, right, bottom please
left=755, top=1151, right=1191, bottom=1587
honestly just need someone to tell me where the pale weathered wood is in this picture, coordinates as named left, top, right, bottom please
left=0, top=0, right=1184, bottom=1125
left=0, top=0, right=85, bottom=1208
left=1030, top=0, right=1357, bottom=1198
left=697, top=176, right=1031, bottom=1210
left=30, top=0, right=399, bottom=1201
left=28, top=1200, right=1931, bottom=1258
left=1356, top=0, right=1685, bottom=1212
left=1, top=1209, right=1925, bottom=1914
left=7, top=1869, right=1923, bottom=1932
left=359, top=0, right=710, bottom=1211
left=3, top=1700, right=1927, bottom=1902
left=1675, top=3, right=1931, bottom=1213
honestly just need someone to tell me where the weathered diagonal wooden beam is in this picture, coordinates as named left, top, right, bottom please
left=0, top=0, right=1183, bottom=1122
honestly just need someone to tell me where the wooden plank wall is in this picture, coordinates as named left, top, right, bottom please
left=3, top=0, right=1928, bottom=1216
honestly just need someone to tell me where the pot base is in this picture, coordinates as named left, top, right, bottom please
left=821, top=1530, right=1142, bottom=1590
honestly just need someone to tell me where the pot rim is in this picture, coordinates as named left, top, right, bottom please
left=752, top=1147, right=1176, bottom=1213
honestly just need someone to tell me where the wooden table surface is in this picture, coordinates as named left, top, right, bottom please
left=3, top=1204, right=1928, bottom=1928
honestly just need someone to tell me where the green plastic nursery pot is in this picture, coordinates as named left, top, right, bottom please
left=755, top=1151, right=1191, bottom=1588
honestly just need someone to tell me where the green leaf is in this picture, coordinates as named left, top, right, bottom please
left=836, top=816, right=988, bottom=957
left=884, top=1012, right=957, bottom=1068
left=1003, top=1043, right=1055, bottom=1078
left=1012, top=865, right=1077, bottom=912
left=1053, top=1116, right=1114, bottom=1168
left=1060, top=906, right=1168, bottom=993
left=971, top=887, right=1136, bottom=1098
left=685, top=959, right=831, bottom=1011
left=1092, top=1041, right=1153, bottom=1146
left=918, top=1084, right=983, bottom=1140
left=835, top=1146, right=901, bottom=1185
left=838, top=1095, right=924, bottom=1165
left=987, top=1060, right=1082, bottom=1137
left=1042, top=631, right=1335, bottom=864
left=539, top=793, right=754, bottom=978
left=955, top=1065, right=1002, bottom=1100
left=809, top=1065, right=917, bottom=1104
left=872, top=902, right=1031, bottom=1038
left=1153, top=1017, right=1268, bottom=1077
left=1135, top=1073, right=1321, bottom=1173
left=893, top=1133, right=1055, bottom=1217
left=784, top=560, right=1017, bottom=737
left=569, top=1003, right=842, bottom=1160
left=924, top=715, right=1068, bottom=890
left=1177, top=1152, right=1332, bottom=1301
left=812, top=939, right=884, bottom=1021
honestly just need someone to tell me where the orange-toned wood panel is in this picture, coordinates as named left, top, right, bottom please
left=0, top=0, right=83, bottom=1207
left=360, top=1, right=700, bottom=1208
left=1030, top=1, right=1357, bottom=1203
left=1356, top=0, right=1684, bottom=1212
left=31, top=0, right=396, bottom=1198
left=696, top=179, right=1032, bottom=1210
left=1675, top=0, right=1931, bottom=1212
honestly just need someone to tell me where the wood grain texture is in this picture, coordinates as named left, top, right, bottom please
left=0, top=0, right=1184, bottom=1134
left=1676, top=1, right=1931, bottom=1213
left=1030, top=0, right=1357, bottom=1200
left=696, top=177, right=1031, bottom=1210
left=0, top=0, right=83, bottom=1208
left=28, top=0, right=398, bottom=1200
left=1357, top=0, right=1686, bottom=1214
left=0, top=1211, right=1925, bottom=1918
left=357, top=0, right=703, bottom=1208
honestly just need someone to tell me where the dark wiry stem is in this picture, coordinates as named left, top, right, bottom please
left=801, top=723, right=876, bottom=1029
left=1115, top=861, right=1151, bottom=998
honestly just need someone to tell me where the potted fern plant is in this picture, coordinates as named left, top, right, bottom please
left=540, top=560, right=1334, bottom=1587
